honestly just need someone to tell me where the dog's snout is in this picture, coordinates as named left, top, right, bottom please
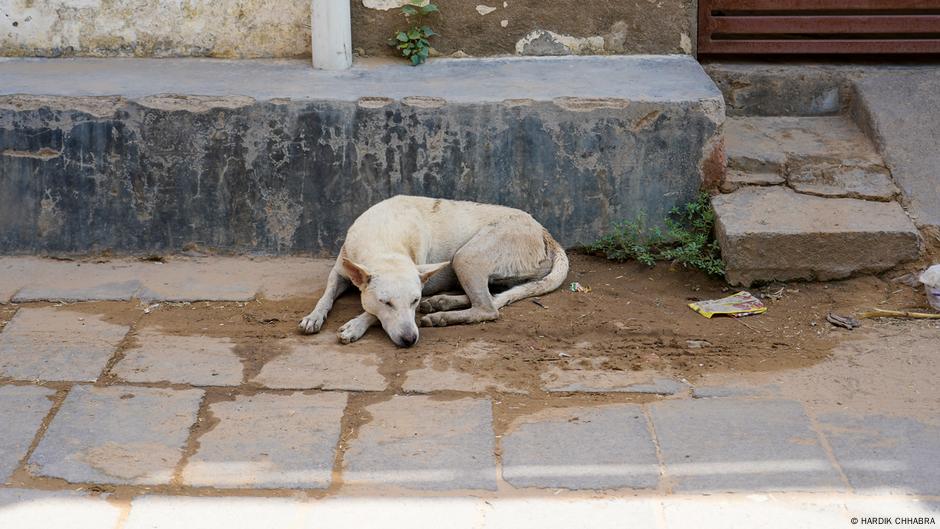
left=398, top=333, right=418, bottom=348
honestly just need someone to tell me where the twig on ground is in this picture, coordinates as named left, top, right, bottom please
left=859, top=309, right=940, bottom=320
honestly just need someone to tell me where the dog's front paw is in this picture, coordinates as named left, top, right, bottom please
left=420, top=313, right=446, bottom=327
left=338, top=319, right=369, bottom=344
left=299, top=312, right=326, bottom=334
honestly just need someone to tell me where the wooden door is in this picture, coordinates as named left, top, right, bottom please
left=698, top=0, right=940, bottom=55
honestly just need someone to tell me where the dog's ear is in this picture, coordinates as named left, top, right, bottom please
left=342, top=258, right=372, bottom=289
left=417, top=261, right=450, bottom=284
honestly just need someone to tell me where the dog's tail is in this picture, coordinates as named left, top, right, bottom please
left=493, top=231, right=570, bottom=308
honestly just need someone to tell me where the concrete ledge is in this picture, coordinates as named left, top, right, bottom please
left=714, top=187, right=922, bottom=286
left=0, top=56, right=723, bottom=254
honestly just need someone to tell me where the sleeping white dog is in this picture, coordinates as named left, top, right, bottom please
left=299, top=195, right=569, bottom=347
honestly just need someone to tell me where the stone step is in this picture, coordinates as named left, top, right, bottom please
left=713, top=186, right=922, bottom=286
left=0, top=56, right=723, bottom=255
left=725, top=115, right=898, bottom=202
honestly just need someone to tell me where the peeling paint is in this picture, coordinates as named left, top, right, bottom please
left=680, top=32, right=693, bottom=54
left=0, top=95, right=124, bottom=117
left=516, top=29, right=605, bottom=56
left=37, top=191, right=63, bottom=236
left=362, top=0, right=427, bottom=10
left=402, top=96, right=447, bottom=109
left=0, top=0, right=311, bottom=58
left=136, top=94, right=256, bottom=112
left=0, top=147, right=60, bottom=159
left=357, top=96, right=395, bottom=109
left=554, top=97, right=630, bottom=112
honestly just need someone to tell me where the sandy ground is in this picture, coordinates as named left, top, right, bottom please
left=55, top=253, right=935, bottom=397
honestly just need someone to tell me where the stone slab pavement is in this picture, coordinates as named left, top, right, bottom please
left=112, top=331, right=243, bottom=387
left=343, top=396, right=498, bottom=491
left=0, top=386, right=55, bottom=483
left=182, top=392, right=347, bottom=489
left=0, top=307, right=129, bottom=382
left=854, top=70, right=940, bottom=228
left=501, top=404, right=659, bottom=490
left=28, top=385, right=203, bottom=485
left=0, top=256, right=334, bottom=304
left=0, top=259, right=938, bottom=526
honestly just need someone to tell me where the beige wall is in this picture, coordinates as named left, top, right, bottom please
left=0, top=0, right=695, bottom=58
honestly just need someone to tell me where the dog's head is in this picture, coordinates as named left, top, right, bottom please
left=342, top=257, right=449, bottom=348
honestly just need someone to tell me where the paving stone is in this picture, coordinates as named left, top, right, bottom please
left=182, top=392, right=347, bottom=489
left=0, top=385, right=56, bottom=483
left=12, top=280, right=142, bottom=303
left=501, top=404, right=659, bottom=490
left=650, top=398, right=846, bottom=492
left=0, top=488, right=123, bottom=529
left=112, top=331, right=243, bottom=386
left=137, top=259, right=262, bottom=302
left=818, top=413, right=940, bottom=495
left=713, top=186, right=922, bottom=286
left=726, top=116, right=884, bottom=171
left=0, top=307, right=130, bottom=382
left=29, top=385, right=203, bottom=485
left=403, top=357, right=525, bottom=394
left=661, top=496, right=851, bottom=529
left=720, top=169, right=785, bottom=193
left=855, top=70, right=940, bottom=227
left=788, top=163, right=898, bottom=202
left=343, top=396, right=497, bottom=490
left=124, top=496, right=308, bottom=529
left=137, top=283, right=257, bottom=302
left=691, top=384, right=781, bottom=399
left=252, top=340, right=386, bottom=391
left=0, top=258, right=26, bottom=303
left=541, top=366, right=687, bottom=395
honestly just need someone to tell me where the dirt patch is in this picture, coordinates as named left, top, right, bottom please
left=0, top=304, right=16, bottom=331
left=39, top=253, right=930, bottom=397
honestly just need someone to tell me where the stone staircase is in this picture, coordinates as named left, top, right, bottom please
left=711, top=95, right=923, bottom=286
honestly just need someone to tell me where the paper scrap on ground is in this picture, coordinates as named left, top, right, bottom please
left=689, top=291, right=767, bottom=319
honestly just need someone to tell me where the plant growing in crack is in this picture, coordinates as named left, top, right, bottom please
left=389, top=1, right=439, bottom=66
left=587, top=192, right=725, bottom=277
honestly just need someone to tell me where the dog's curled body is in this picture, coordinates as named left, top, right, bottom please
left=299, top=195, right=569, bottom=347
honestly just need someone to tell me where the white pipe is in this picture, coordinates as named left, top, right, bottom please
left=311, top=0, right=353, bottom=70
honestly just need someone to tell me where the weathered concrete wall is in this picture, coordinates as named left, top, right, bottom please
left=0, top=96, right=721, bottom=255
left=352, top=0, right=696, bottom=58
left=0, top=56, right=722, bottom=255
left=0, top=0, right=695, bottom=58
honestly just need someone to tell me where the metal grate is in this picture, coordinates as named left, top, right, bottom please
left=698, top=0, right=940, bottom=55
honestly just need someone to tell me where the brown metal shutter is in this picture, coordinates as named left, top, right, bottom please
left=698, top=0, right=940, bottom=55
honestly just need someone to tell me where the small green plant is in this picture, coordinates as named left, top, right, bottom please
left=588, top=193, right=725, bottom=276
left=389, top=1, right=439, bottom=66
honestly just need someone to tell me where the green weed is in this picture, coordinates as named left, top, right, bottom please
left=389, top=1, right=439, bottom=66
left=588, top=193, right=725, bottom=276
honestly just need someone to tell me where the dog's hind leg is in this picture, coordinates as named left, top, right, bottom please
left=420, top=220, right=569, bottom=328
left=420, top=219, right=529, bottom=327
left=338, top=312, right=378, bottom=344
left=299, top=266, right=350, bottom=334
